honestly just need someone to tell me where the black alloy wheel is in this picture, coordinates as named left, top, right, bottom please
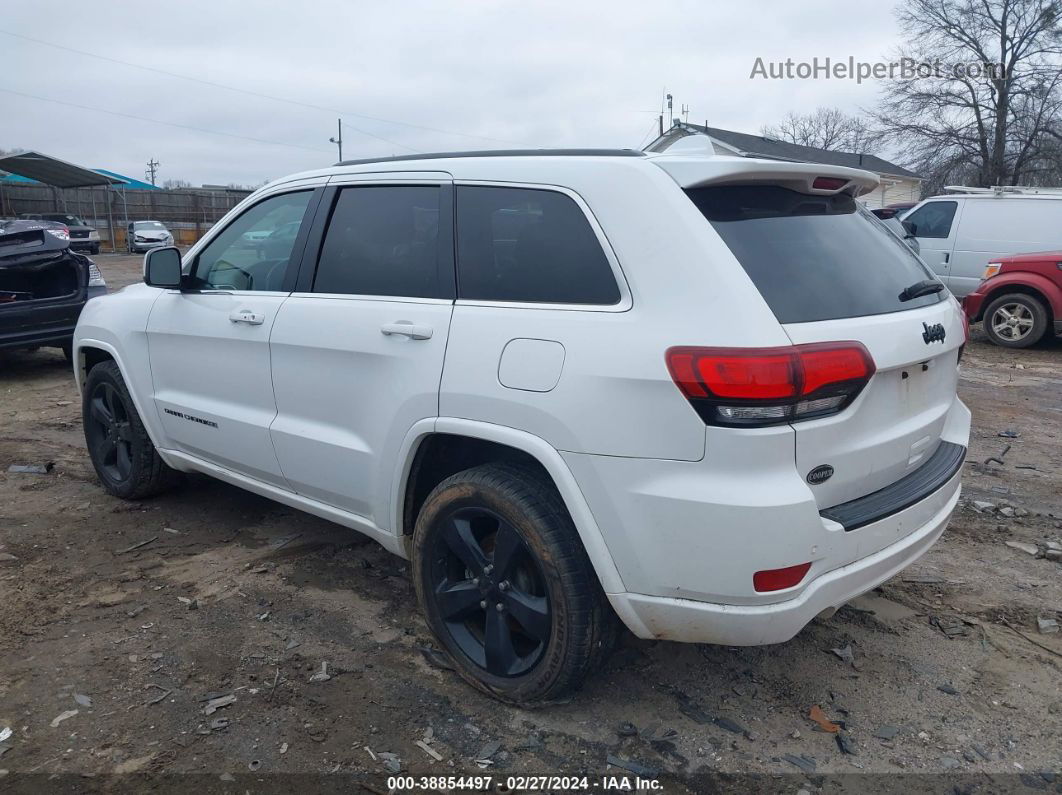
left=429, top=506, right=551, bottom=677
left=81, top=360, right=177, bottom=499
left=85, top=379, right=135, bottom=483
left=412, top=463, right=619, bottom=703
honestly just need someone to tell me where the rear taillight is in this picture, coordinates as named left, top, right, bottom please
left=983, top=262, right=1001, bottom=280
left=666, top=342, right=875, bottom=427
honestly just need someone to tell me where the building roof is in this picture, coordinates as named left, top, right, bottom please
left=0, top=151, right=125, bottom=188
left=92, top=169, right=161, bottom=191
left=647, top=122, right=921, bottom=180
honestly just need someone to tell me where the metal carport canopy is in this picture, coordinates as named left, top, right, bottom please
left=0, top=150, right=125, bottom=188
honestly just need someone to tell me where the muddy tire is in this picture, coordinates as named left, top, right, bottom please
left=82, top=361, right=178, bottom=499
left=983, top=292, right=1048, bottom=348
left=412, top=463, right=617, bottom=704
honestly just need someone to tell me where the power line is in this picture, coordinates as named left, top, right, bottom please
left=0, top=28, right=524, bottom=148
left=0, top=86, right=335, bottom=153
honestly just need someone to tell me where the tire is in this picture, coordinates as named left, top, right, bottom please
left=983, top=292, right=1049, bottom=348
left=412, top=463, right=617, bottom=704
left=61, top=342, right=73, bottom=363
left=82, top=361, right=177, bottom=499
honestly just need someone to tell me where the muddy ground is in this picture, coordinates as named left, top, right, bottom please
left=0, top=253, right=1060, bottom=793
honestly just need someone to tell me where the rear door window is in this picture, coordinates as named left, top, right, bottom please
left=903, top=201, right=957, bottom=239
left=688, top=185, right=944, bottom=323
left=313, top=186, right=450, bottom=299
left=456, top=186, right=620, bottom=304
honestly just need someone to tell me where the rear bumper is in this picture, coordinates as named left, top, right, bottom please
left=564, top=396, right=970, bottom=645
left=0, top=296, right=88, bottom=349
left=608, top=467, right=961, bottom=645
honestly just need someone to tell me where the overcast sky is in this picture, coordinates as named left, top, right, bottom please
left=1, top=1, right=901, bottom=187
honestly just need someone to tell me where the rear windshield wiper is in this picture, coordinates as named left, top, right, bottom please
left=898, top=279, right=945, bottom=302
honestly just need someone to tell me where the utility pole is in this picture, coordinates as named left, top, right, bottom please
left=666, top=94, right=673, bottom=128
left=145, top=158, right=160, bottom=186
left=329, top=118, right=343, bottom=162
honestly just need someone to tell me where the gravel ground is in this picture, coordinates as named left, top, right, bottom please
left=0, top=253, right=1060, bottom=793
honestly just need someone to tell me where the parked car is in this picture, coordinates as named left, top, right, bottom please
left=877, top=215, right=921, bottom=255
left=1, top=219, right=107, bottom=358
left=962, top=250, right=1062, bottom=347
left=870, top=201, right=918, bottom=220
left=20, top=212, right=102, bottom=254
left=127, top=220, right=174, bottom=253
left=73, top=150, right=969, bottom=703
left=900, top=190, right=1062, bottom=297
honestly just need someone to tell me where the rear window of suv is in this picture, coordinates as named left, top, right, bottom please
left=687, top=185, right=944, bottom=323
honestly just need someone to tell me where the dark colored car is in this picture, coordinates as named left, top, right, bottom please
left=21, top=212, right=102, bottom=254
left=963, top=250, right=1062, bottom=348
left=870, top=201, right=919, bottom=220
left=0, top=219, right=107, bottom=358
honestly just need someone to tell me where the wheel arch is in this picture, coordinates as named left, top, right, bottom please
left=976, top=276, right=1061, bottom=323
left=394, top=418, right=625, bottom=593
left=75, top=338, right=170, bottom=457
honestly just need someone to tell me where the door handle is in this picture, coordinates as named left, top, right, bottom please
left=943, top=252, right=950, bottom=264
left=229, top=309, right=265, bottom=325
left=380, top=321, right=433, bottom=340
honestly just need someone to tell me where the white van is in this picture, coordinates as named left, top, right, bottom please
left=901, top=189, right=1062, bottom=296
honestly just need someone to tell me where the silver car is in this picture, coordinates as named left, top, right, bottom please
left=127, top=220, right=174, bottom=253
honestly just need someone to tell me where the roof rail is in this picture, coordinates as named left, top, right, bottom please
left=943, top=184, right=1062, bottom=195
left=334, top=149, right=644, bottom=167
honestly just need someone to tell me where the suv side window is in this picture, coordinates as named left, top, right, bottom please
left=456, top=186, right=620, bottom=304
left=904, top=201, right=957, bottom=239
left=193, top=191, right=312, bottom=291
left=313, top=186, right=448, bottom=299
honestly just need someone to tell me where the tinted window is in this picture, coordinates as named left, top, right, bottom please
left=688, top=186, right=944, bottom=323
left=456, top=186, right=620, bottom=304
left=313, top=186, right=446, bottom=298
left=903, top=201, right=957, bottom=239
left=194, top=191, right=311, bottom=291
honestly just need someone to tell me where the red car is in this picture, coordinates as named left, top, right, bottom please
left=963, top=250, right=1062, bottom=347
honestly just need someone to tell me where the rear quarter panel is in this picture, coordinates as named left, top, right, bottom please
left=439, top=159, right=792, bottom=461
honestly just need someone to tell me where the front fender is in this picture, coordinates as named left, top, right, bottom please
left=74, top=287, right=168, bottom=454
left=977, top=273, right=1062, bottom=321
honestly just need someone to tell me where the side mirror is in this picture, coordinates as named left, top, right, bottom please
left=901, top=219, right=917, bottom=238
left=144, top=246, right=182, bottom=288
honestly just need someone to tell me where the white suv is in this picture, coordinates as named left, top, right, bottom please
left=73, top=150, right=970, bottom=703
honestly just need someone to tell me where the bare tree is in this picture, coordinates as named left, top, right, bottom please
left=874, top=0, right=1062, bottom=187
left=762, top=108, right=879, bottom=152
left=162, top=178, right=192, bottom=190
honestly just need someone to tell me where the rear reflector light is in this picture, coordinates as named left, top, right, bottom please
left=958, top=311, right=970, bottom=363
left=812, top=176, right=848, bottom=191
left=753, top=562, right=812, bottom=592
left=666, top=343, right=875, bottom=427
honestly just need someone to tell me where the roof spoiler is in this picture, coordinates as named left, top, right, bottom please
left=648, top=155, right=880, bottom=197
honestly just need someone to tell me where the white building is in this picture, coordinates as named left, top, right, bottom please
left=645, top=121, right=922, bottom=209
